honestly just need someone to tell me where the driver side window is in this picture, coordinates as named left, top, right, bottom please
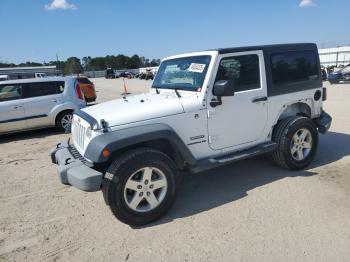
left=215, top=54, right=261, bottom=92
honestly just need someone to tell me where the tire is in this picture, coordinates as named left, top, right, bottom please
left=102, top=148, right=179, bottom=226
left=271, top=116, right=318, bottom=170
left=55, top=111, right=73, bottom=132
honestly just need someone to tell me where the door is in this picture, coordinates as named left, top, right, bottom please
left=0, top=83, right=26, bottom=133
left=207, top=51, right=268, bottom=150
left=22, top=81, right=64, bottom=128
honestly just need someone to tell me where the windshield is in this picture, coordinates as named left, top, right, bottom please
left=152, top=55, right=211, bottom=92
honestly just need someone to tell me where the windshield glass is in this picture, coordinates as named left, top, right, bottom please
left=152, top=55, right=211, bottom=92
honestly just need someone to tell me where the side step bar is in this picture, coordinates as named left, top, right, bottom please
left=190, top=142, right=277, bottom=173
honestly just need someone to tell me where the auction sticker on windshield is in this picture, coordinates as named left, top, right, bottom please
left=188, top=63, right=206, bottom=73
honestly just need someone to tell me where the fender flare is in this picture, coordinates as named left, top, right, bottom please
left=84, top=123, right=197, bottom=165
left=273, top=101, right=312, bottom=126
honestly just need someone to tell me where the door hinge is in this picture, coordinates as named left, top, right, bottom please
left=207, top=109, right=216, bottom=118
left=208, top=135, right=218, bottom=144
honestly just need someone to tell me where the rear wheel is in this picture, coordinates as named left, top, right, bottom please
left=272, top=116, right=318, bottom=170
left=102, top=148, right=178, bottom=226
left=55, top=111, right=73, bottom=132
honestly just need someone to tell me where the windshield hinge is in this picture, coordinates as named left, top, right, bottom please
left=174, top=88, right=181, bottom=98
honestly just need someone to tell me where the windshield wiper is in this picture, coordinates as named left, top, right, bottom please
left=152, top=85, right=160, bottom=94
left=174, top=88, right=181, bottom=98
left=153, top=85, right=181, bottom=97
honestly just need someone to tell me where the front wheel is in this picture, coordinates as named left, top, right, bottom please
left=102, top=148, right=178, bottom=226
left=272, top=116, right=319, bottom=170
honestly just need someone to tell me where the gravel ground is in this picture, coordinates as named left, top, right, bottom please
left=0, top=79, right=349, bottom=262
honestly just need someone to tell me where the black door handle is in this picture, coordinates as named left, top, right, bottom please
left=252, top=97, right=268, bottom=103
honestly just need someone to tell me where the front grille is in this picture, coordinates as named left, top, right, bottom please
left=72, top=116, right=87, bottom=153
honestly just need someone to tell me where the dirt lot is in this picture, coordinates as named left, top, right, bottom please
left=0, top=79, right=349, bottom=262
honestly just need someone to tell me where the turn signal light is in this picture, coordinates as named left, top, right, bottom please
left=75, top=84, right=84, bottom=100
left=102, top=149, right=110, bottom=158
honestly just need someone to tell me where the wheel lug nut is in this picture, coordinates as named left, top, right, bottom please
left=149, top=185, right=153, bottom=189
left=137, top=185, right=142, bottom=189
left=147, top=192, right=150, bottom=196
left=145, top=180, right=148, bottom=185
left=139, top=192, right=143, bottom=197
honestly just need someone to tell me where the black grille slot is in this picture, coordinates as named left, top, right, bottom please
left=68, top=145, right=92, bottom=166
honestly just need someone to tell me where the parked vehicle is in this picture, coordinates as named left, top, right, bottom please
left=105, top=68, right=116, bottom=79
left=139, top=70, right=154, bottom=80
left=119, top=71, right=133, bottom=78
left=146, top=70, right=154, bottom=80
left=51, top=43, right=331, bottom=226
left=321, top=67, right=327, bottom=80
left=0, top=77, right=86, bottom=134
left=0, top=75, right=10, bottom=82
left=328, top=65, right=350, bottom=84
left=77, top=77, right=97, bottom=103
left=139, top=72, right=146, bottom=80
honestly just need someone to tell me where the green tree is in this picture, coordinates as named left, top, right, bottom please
left=82, top=56, right=92, bottom=70
left=89, top=57, right=106, bottom=70
left=64, top=57, right=83, bottom=75
left=18, top=61, right=43, bottom=67
left=149, top=59, right=160, bottom=67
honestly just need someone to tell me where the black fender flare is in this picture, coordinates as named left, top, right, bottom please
left=84, top=123, right=197, bottom=165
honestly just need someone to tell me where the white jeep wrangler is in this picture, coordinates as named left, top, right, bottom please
left=51, top=43, right=332, bottom=226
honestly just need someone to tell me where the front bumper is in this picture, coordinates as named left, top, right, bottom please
left=314, top=111, right=332, bottom=134
left=50, top=140, right=102, bottom=192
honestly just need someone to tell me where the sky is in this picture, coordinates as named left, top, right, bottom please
left=0, top=0, right=349, bottom=64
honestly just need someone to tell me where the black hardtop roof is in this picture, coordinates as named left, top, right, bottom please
left=213, top=43, right=318, bottom=54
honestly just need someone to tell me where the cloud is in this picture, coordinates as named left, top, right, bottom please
left=45, top=0, right=77, bottom=10
left=299, top=0, right=316, bottom=8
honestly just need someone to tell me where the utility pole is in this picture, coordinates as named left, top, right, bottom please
left=56, top=53, right=60, bottom=75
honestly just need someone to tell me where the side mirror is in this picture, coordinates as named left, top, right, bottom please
left=210, top=80, right=235, bottom=107
left=212, top=80, right=235, bottom=96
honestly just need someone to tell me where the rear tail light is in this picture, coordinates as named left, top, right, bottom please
left=322, top=87, right=327, bottom=101
left=75, top=84, right=84, bottom=100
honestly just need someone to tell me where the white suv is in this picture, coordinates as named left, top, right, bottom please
left=51, top=43, right=332, bottom=226
left=0, top=77, right=86, bottom=135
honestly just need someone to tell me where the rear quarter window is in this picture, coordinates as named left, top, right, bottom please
left=271, top=50, right=319, bottom=85
left=26, top=81, right=64, bottom=98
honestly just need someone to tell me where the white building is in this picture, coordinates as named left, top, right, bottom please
left=319, top=46, right=350, bottom=67
left=0, top=66, right=61, bottom=80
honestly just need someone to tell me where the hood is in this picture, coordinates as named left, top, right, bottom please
left=81, top=93, right=185, bottom=128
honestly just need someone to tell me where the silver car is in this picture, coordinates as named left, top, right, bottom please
left=0, top=77, right=86, bottom=135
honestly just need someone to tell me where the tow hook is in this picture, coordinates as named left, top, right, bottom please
left=65, top=158, right=73, bottom=165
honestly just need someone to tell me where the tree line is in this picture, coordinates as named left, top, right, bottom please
left=0, top=54, right=160, bottom=75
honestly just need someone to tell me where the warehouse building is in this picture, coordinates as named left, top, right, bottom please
left=319, top=46, right=350, bottom=67
left=0, top=65, right=62, bottom=80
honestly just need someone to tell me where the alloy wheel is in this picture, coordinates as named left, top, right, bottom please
left=290, top=128, right=313, bottom=161
left=123, top=167, right=168, bottom=212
